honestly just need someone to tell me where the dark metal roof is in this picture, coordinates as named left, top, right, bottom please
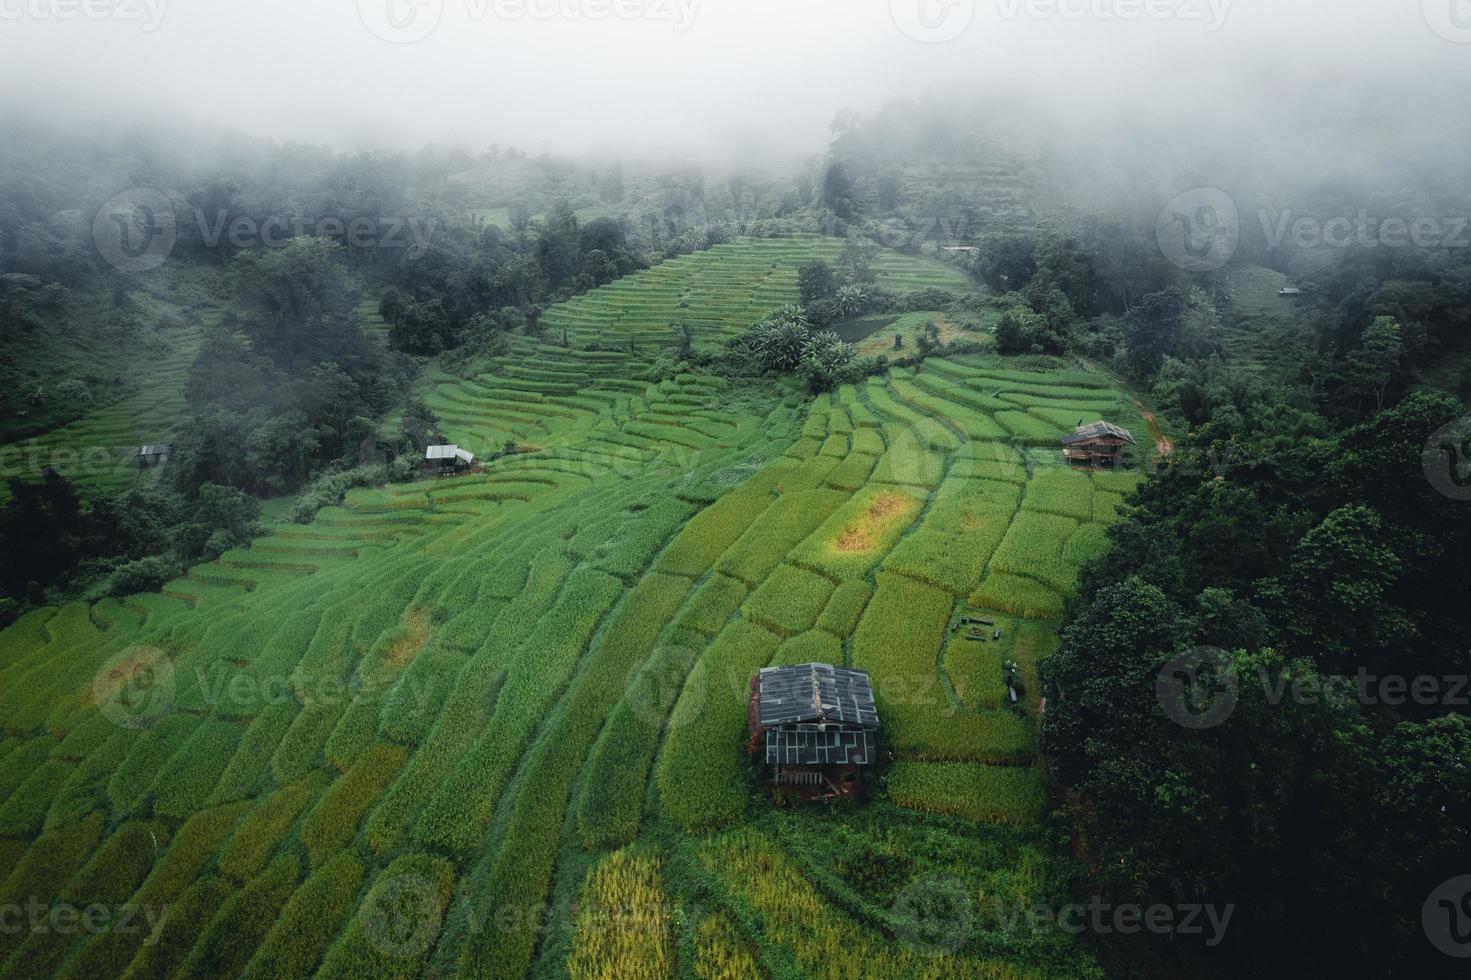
left=764, top=724, right=876, bottom=766
left=1060, top=421, right=1136, bottom=446
left=757, top=663, right=879, bottom=729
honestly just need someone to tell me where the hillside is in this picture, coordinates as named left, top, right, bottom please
left=0, top=241, right=1153, bottom=979
left=539, top=233, right=973, bottom=350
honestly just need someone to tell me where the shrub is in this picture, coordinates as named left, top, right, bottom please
left=107, top=556, right=180, bottom=597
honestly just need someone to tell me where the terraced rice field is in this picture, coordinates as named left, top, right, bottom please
left=0, top=317, right=208, bottom=500
left=0, top=239, right=1150, bottom=978
left=539, top=233, right=973, bottom=350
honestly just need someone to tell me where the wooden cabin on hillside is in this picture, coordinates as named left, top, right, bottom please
left=1061, top=421, right=1135, bottom=468
left=748, top=663, right=880, bottom=802
left=424, top=444, right=475, bottom=476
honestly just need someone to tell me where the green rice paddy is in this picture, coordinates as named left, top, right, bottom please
left=0, top=237, right=1149, bottom=979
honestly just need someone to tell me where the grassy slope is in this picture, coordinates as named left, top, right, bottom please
left=538, top=233, right=974, bottom=351
left=1221, top=265, right=1314, bottom=380
left=0, top=237, right=1149, bottom=979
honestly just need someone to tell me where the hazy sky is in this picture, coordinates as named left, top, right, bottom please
left=2, top=0, right=1469, bottom=164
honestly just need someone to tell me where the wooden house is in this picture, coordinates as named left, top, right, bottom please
left=137, top=444, right=171, bottom=469
left=748, top=663, right=880, bottom=802
left=424, top=444, right=475, bottom=476
left=1061, top=421, right=1135, bottom=468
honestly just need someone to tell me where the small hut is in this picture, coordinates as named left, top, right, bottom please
left=1061, top=421, right=1135, bottom=468
left=137, top=444, right=171, bottom=469
left=748, top=663, right=880, bottom=802
left=1278, top=287, right=1301, bottom=297
left=424, top=444, right=475, bottom=476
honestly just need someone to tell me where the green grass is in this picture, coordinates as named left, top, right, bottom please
left=886, top=762, right=1045, bottom=824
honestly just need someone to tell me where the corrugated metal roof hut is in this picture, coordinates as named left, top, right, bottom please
left=747, top=663, right=880, bottom=802
left=424, top=444, right=475, bottom=475
left=1061, top=421, right=1135, bottom=468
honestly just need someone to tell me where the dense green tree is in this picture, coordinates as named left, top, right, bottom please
left=1122, top=286, right=1186, bottom=378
